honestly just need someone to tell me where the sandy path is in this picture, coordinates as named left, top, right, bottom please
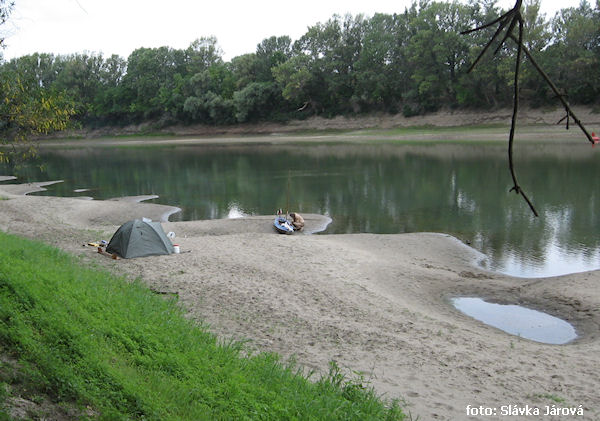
left=0, top=181, right=598, bottom=420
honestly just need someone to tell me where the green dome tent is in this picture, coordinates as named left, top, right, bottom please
left=106, top=219, right=174, bottom=259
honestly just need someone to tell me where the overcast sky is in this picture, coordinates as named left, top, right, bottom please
left=1, top=0, right=582, bottom=61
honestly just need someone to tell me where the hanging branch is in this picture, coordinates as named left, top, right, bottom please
left=507, top=18, right=540, bottom=216
left=461, top=0, right=596, bottom=216
left=461, top=0, right=523, bottom=72
left=507, top=34, right=595, bottom=144
left=462, top=0, right=539, bottom=216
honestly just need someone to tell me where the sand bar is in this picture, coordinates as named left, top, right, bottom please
left=0, top=177, right=598, bottom=420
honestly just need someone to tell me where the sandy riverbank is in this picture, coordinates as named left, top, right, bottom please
left=53, top=106, right=600, bottom=140
left=0, top=179, right=598, bottom=420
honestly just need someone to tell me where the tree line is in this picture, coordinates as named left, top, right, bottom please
left=1, top=0, right=599, bottom=129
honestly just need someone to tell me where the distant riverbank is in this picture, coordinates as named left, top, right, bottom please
left=54, top=106, right=599, bottom=140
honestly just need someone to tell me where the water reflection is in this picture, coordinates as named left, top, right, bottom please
left=3, top=142, right=600, bottom=278
left=452, top=297, right=577, bottom=344
left=227, top=202, right=247, bottom=219
left=499, top=208, right=600, bottom=277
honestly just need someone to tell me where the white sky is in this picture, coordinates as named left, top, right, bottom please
left=1, top=0, right=583, bottom=61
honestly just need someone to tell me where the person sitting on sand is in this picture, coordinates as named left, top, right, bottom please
left=289, top=212, right=304, bottom=231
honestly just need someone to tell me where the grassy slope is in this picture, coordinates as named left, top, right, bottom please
left=0, top=231, right=404, bottom=420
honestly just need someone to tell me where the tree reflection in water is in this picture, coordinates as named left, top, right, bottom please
left=5, top=142, right=600, bottom=277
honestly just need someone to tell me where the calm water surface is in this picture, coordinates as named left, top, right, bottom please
left=3, top=141, right=600, bottom=278
left=452, top=297, right=577, bottom=344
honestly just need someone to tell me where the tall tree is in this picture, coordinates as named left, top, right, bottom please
left=290, top=14, right=365, bottom=114
left=186, top=37, right=223, bottom=74
left=229, top=53, right=259, bottom=89
left=52, top=53, right=106, bottom=119
left=0, top=0, right=75, bottom=164
left=121, top=46, right=186, bottom=120
left=233, top=81, right=280, bottom=122
left=547, top=0, right=600, bottom=104
left=272, top=54, right=314, bottom=110
left=354, top=13, right=406, bottom=112
left=182, top=62, right=236, bottom=124
left=255, top=36, right=292, bottom=82
left=517, top=0, right=553, bottom=105
left=405, top=1, right=474, bottom=111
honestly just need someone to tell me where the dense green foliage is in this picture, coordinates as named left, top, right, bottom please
left=0, top=0, right=76, bottom=164
left=0, top=230, right=404, bottom=420
left=0, top=70, right=75, bottom=162
left=1, top=0, right=599, bottom=129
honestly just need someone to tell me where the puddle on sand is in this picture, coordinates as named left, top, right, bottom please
left=452, top=297, right=577, bottom=344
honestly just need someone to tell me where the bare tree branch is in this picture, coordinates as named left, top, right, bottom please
left=462, top=0, right=539, bottom=215
left=506, top=16, right=539, bottom=216
left=461, top=0, right=593, bottom=216
left=508, top=33, right=595, bottom=144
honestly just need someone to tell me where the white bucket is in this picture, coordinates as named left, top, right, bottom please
left=173, top=245, right=180, bottom=254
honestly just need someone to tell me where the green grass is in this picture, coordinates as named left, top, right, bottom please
left=0, top=231, right=404, bottom=420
